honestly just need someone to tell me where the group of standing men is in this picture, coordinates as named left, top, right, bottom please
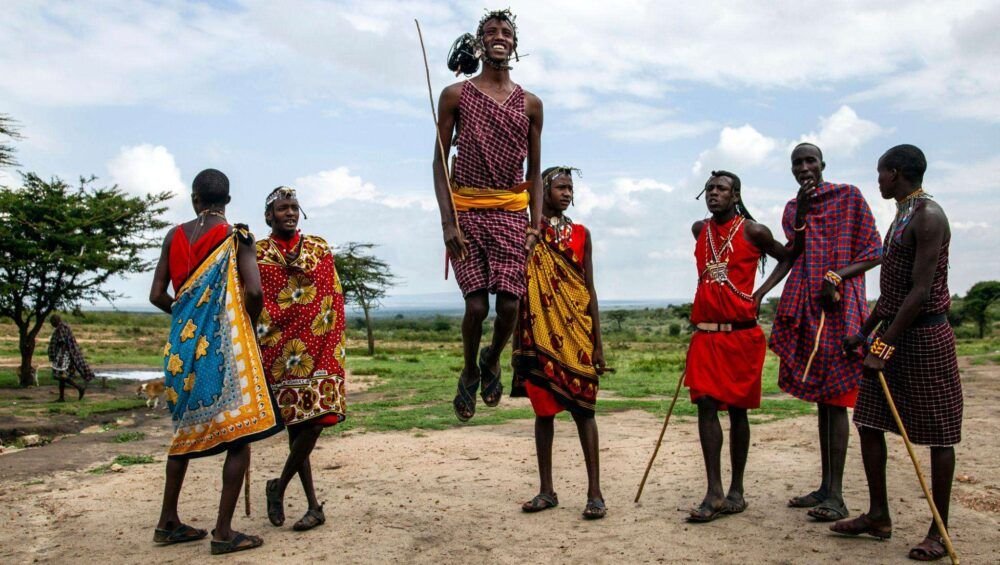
left=684, top=143, right=963, bottom=562
left=432, top=8, right=965, bottom=562
left=137, top=8, right=964, bottom=561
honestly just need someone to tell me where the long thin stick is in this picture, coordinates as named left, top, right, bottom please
left=415, top=19, right=462, bottom=277
left=801, top=309, right=825, bottom=381
left=877, top=371, right=959, bottom=564
left=635, top=367, right=685, bottom=503
left=244, top=449, right=251, bottom=517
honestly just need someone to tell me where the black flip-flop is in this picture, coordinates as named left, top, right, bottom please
left=153, top=523, right=208, bottom=545
left=210, top=531, right=263, bottom=555
left=293, top=505, right=326, bottom=532
left=522, top=492, right=559, bottom=513
left=808, top=499, right=849, bottom=522
left=787, top=489, right=826, bottom=508
left=265, top=478, right=285, bottom=526
left=721, top=496, right=748, bottom=515
left=453, top=370, right=480, bottom=422
left=583, top=498, right=607, bottom=520
left=478, top=346, right=503, bottom=407
left=687, top=501, right=724, bottom=523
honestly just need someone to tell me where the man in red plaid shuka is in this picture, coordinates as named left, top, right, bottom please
left=832, top=145, right=963, bottom=562
left=432, top=9, right=544, bottom=422
left=757, top=143, right=882, bottom=523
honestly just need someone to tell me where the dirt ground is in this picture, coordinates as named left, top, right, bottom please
left=0, top=363, right=997, bottom=564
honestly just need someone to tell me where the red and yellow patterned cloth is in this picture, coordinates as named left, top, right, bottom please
left=512, top=221, right=599, bottom=417
left=257, top=234, right=347, bottom=427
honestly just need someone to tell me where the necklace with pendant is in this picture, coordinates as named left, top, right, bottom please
left=548, top=214, right=573, bottom=245
left=702, top=216, right=753, bottom=301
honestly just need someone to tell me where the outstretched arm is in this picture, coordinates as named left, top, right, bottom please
left=432, top=84, right=467, bottom=261
left=583, top=228, right=606, bottom=374
left=524, top=92, right=544, bottom=251
left=149, top=228, right=176, bottom=315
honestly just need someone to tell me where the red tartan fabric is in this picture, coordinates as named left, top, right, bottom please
left=854, top=231, right=963, bottom=446
left=451, top=208, right=528, bottom=297
left=452, top=81, right=529, bottom=190
left=685, top=217, right=765, bottom=410
left=770, top=182, right=882, bottom=404
left=257, top=235, right=347, bottom=427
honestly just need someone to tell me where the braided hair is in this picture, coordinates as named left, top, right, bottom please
left=447, top=9, right=520, bottom=75
left=700, top=170, right=767, bottom=272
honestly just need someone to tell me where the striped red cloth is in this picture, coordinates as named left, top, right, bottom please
left=452, top=81, right=529, bottom=190
left=770, top=182, right=882, bottom=405
left=854, top=216, right=963, bottom=446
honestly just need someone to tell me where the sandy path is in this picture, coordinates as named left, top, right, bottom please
left=0, top=366, right=997, bottom=564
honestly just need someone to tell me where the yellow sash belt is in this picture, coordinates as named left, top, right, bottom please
left=452, top=185, right=529, bottom=212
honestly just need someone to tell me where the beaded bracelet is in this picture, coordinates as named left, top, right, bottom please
left=525, top=227, right=542, bottom=238
left=824, top=270, right=843, bottom=286
left=869, top=337, right=895, bottom=361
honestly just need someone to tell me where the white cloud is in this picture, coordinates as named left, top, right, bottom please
left=795, top=106, right=888, bottom=156
left=573, top=102, right=714, bottom=143
left=294, top=167, right=378, bottom=208
left=106, top=144, right=186, bottom=219
left=294, top=166, right=437, bottom=213
left=693, top=125, right=779, bottom=176
left=953, top=221, right=988, bottom=231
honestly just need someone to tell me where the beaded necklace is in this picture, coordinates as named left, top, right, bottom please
left=547, top=214, right=573, bottom=245
left=887, top=188, right=931, bottom=250
left=702, top=215, right=752, bottom=301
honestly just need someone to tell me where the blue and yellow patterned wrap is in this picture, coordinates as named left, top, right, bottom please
left=163, top=234, right=282, bottom=458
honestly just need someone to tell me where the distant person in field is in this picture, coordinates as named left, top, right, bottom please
left=511, top=166, right=607, bottom=519
left=433, top=8, right=544, bottom=422
left=757, top=143, right=882, bottom=523
left=683, top=171, right=801, bottom=522
left=831, top=145, right=963, bottom=562
left=148, top=168, right=281, bottom=555
left=47, top=314, right=94, bottom=401
left=256, top=186, right=347, bottom=532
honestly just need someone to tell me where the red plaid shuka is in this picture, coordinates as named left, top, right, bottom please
left=451, top=209, right=528, bottom=297
left=854, top=202, right=962, bottom=446
left=770, top=182, right=882, bottom=404
left=452, top=80, right=529, bottom=190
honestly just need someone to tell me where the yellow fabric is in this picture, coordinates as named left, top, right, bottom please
left=452, top=186, right=529, bottom=212
left=524, top=243, right=598, bottom=381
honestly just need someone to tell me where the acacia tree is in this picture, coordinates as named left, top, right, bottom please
left=0, top=173, right=170, bottom=386
left=336, top=242, right=396, bottom=355
left=962, top=280, right=1000, bottom=338
left=0, top=113, right=21, bottom=167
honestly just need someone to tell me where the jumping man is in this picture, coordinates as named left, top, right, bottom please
left=433, top=9, right=544, bottom=421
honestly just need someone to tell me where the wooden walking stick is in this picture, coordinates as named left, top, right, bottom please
left=244, top=448, right=252, bottom=517
left=801, top=309, right=825, bottom=381
left=635, top=366, right=685, bottom=503
left=877, top=371, right=959, bottom=564
left=415, top=19, right=463, bottom=279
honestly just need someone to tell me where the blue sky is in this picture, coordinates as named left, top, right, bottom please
left=2, top=1, right=997, bottom=309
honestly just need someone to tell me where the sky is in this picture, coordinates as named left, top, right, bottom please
left=1, top=0, right=998, bottom=309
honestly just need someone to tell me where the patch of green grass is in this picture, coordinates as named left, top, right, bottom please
left=113, top=431, right=146, bottom=443
left=114, top=454, right=155, bottom=466
left=46, top=398, right=146, bottom=418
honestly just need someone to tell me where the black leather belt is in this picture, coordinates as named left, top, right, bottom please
left=880, top=312, right=948, bottom=328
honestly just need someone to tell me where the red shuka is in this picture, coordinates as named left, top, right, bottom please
left=168, top=223, right=230, bottom=293
left=684, top=216, right=766, bottom=410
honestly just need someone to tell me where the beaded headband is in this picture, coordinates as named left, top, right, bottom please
left=265, top=186, right=296, bottom=210
left=543, top=167, right=581, bottom=189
